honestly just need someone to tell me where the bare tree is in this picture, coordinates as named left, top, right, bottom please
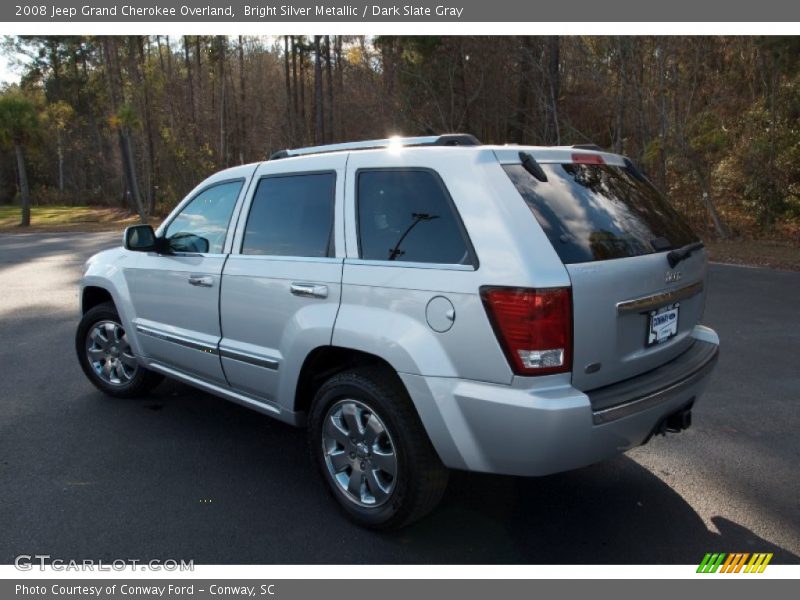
left=314, top=36, right=324, bottom=144
left=509, top=37, right=534, bottom=144
left=325, top=35, right=334, bottom=143
left=547, top=36, right=561, bottom=144
left=101, top=36, right=146, bottom=223
left=284, top=36, right=295, bottom=145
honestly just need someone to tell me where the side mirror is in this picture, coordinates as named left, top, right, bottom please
left=124, top=224, right=157, bottom=252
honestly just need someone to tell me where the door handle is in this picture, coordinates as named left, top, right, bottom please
left=290, top=282, right=328, bottom=299
left=188, top=275, right=214, bottom=287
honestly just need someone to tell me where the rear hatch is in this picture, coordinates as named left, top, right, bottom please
left=499, top=148, right=706, bottom=391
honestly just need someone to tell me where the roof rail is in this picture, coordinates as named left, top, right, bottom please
left=269, top=133, right=481, bottom=160
left=571, top=144, right=604, bottom=151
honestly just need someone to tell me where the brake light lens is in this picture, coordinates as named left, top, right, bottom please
left=571, top=152, right=605, bottom=165
left=480, top=287, right=572, bottom=376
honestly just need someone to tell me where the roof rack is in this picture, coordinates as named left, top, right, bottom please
left=269, top=133, right=481, bottom=160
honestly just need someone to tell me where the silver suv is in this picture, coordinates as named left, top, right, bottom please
left=75, top=135, right=719, bottom=528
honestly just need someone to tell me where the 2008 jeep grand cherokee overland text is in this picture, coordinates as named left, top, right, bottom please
left=76, top=134, right=720, bottom=528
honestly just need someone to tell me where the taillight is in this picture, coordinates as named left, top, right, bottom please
left=480, top=287, right=572, bottom=376
left=571, top=152, right=605, bottom=165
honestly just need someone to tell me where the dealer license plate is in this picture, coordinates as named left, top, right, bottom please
left=647, top=304, right=679, bottom=346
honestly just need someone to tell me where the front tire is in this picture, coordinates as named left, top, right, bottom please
left=75, top=301, right=162, bottom=398
left=309, top=366, right=448, bottom=529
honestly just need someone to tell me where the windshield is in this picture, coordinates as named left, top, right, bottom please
left=503, top=163, right=698, bottom=264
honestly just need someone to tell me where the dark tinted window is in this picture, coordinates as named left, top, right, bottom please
left=357, top=170, right=471, bottom=265
left=166, top=180, right=242, bottom=253
left=242, top=173, right=335, bottom=257
left=503, top=163, right=698, bottom=264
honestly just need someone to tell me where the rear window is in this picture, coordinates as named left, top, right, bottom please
left=503, top=163, right=698, bottom=264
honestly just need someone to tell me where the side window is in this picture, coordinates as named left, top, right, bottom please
left=357, top=170, right=472, bottom=265
left=241, top=173, right=336, bottom=257
left=165, top=180, right=243, bottom=254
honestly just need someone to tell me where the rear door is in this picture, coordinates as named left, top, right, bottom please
left=219, top=154, right=345, bottom=408
left=498, top=150, right=706, bottom=390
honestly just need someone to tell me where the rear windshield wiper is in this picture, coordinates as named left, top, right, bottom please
left=519, top=152, right=548, bottom=182
left=667, top=241, right=705, bottom=268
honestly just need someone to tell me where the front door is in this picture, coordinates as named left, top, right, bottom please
left=126, top=174, right=250, bottom=384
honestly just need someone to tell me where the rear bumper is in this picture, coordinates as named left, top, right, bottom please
left=401, top=325, right=719, bottom=477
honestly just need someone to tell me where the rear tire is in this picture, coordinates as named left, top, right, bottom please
left=308, top=366, right=448, bottom=529
left=75, top=301, right=162, bottom=398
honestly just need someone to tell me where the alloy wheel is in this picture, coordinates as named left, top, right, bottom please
left=85, top=320, right=138, bottom=386
left=321, top=399, right=398, bottom=507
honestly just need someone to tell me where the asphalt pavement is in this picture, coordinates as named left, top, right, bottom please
left=0, top=232, right=798, bottom=564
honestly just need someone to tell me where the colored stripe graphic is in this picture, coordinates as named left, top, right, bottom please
left=697, top=553, right=726, bottom=573
left=744, top=553, right=773, bottom=573
left=725, top=553, right=749, bottom=573
left=697, top=552, right=773, bottom=573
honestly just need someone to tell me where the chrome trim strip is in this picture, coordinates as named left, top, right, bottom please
left=146, top=362, right=282, bottom=417
left=616, top=281, right=704, bottom=315
left=135, top=325, right=218, bottom=355
left=227, top=254, right=342, bottom=264
left=218, top=347, right=280, bottom=371
left=345, top=259, right=475, bottom=271
left=591, top=345, right=719, bottom=425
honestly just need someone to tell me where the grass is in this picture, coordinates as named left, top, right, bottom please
left=0, top=205, right=159, bottom=232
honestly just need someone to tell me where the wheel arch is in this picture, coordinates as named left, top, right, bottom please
left=81, top=285, right=115, bottom=315
left=293, top=346, right=400, bottom=416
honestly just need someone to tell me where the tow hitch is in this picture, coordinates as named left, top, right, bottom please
left=664, top=406, right=692, bottom=432
left=654, top=402, right=694, bottom=437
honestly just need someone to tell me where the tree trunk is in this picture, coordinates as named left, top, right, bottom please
left=299, top=40, right=307, bottom=143
left=695, top=168, right=728, bottom=239
left=613, top=37, right=628, bottom=154
left=325, top=35, right=334, bottom=143
left=703, top=189, right=728, bottom=239
left=184, top=36, right=196, bottom=123
left=15, top=144, right=31, bottom=227
left=101, top=36, right=146, bottom=222
left=509, top=36, right=533, bottom=144
left=291, top=37, right=300, bottom=142
left=334, top=35, right=343, bottom=140
left=656, top=41, right=669, bottom=191
left=130, top=37, right=157, bottom=215
left=57, top=130, right=64, bottom=192
left=457, top=39, right=471, bottom=132
left=238, top=35, right=246, bottom=163
left=314, top=36, right=324, bottom=144
left=156, top=36, right=165, bottom=74
left=164, top=35, right=173, bottom=78
left=547, top=35, right=561, bottom=145
left=379, top=37, right=402, bottom=132
left=217, top=36, right=227, bottom=166
left=121, top=131, right=146, bottom=223
left=284, top=36, right=294, bottom=145
left=195, top=36, right=202, bottom=96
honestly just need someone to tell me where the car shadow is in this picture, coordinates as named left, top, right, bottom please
left=388, top=464, right=799, bottom=564
left=135, top=381, right=800, bottom=564
left=0, top=308, right=797, bottom=565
